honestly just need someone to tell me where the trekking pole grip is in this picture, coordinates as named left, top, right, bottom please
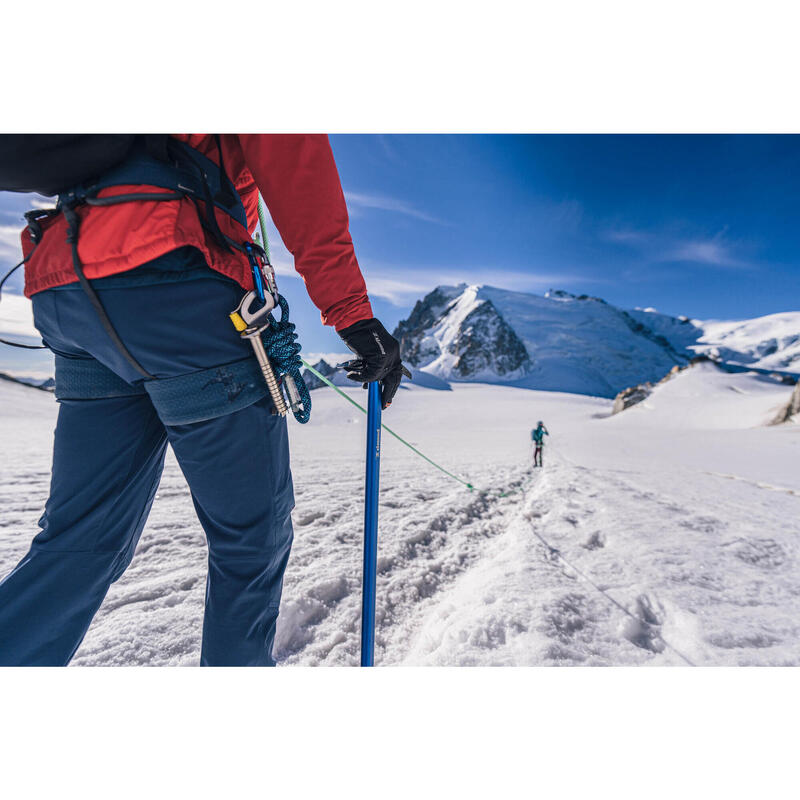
left=360, top=381, right=382, bottom=666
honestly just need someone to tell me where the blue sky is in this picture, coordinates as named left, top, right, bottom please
left=2, top=135, right=799, bottom=354
left=293, top=134, right=800, bottom=351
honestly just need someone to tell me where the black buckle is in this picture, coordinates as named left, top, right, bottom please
left=58, top=187, right=89, bottom=209
left=23, top=208, right=58, bottom=245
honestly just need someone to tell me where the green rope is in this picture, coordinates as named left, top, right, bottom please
left=256, top=195, right=272, bottom=262
left=301, top=360, right=475, bottom=491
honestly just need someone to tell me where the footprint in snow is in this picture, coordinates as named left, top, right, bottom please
left=621, top=594, right=665, bottom=654
left=582, top=531, right=606, bottom=550
left=706, top=630, right=782, bottom=650
left=294, top=510, right=326, bottom=526
left=273, top=596, right=330, bottom=657
left=729, top=538, right=787, bottom=569
left=541, top=592, right=598, bottom=648
left=308, top=575, right=349, bottom=605
left=679, top=515, right=726, bottom=535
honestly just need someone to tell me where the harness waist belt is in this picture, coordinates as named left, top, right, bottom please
left=54, top=354, right=273, bottom=425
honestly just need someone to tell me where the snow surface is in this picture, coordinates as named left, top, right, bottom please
left=1, top=364, right=798, bottom=666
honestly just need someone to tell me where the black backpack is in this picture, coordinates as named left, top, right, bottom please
left=0, top=134, right=172, bottom=196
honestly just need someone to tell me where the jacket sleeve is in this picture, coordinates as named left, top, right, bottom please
left=236, top=134, right=373, bottom=331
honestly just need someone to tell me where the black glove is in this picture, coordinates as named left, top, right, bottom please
left=338, top=317, right=412, bottom=409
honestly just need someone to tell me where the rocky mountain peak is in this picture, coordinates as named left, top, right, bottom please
left=393, top=286, right=531, bottom=379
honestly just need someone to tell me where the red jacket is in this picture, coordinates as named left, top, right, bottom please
left=22, top=134, right=373, bottom=331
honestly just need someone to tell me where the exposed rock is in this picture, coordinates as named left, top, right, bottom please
left=613, top=358, right=703, bottom=413
left=393, top=287, right=530, bottom=378
left=612, top=383, right=652, bottom=414
left=448, top=300, right=531, bottom=377
left=771, top=382, right=800, bottom=425
left=546, top=289, right=606, bottom=304
left=393, top=286, right=462, bottom=367
left=619, top=310, right=689, bottom=363
left=658, top=365, right=682, bottom=384
left=769, top=372, right=797, bottom=385
left=689, top=354, right=715, bottom=366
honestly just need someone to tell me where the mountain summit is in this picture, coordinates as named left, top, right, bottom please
left=394, top=285, right=531, bottom=380
left=393, top=284, right=799, bottom=397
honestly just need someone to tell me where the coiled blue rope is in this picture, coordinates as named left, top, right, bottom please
left=261, top=293, right=312, bottom=424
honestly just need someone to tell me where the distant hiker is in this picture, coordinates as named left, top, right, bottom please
left=531, top=421, right=549, bottom=467
left=0, top=134, right=410, bottom=666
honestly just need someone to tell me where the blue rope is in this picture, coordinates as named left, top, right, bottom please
left=261, top=294, right=312, bottom=424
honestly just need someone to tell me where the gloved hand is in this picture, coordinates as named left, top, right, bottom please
left=338, top=317, right=412, bottom=409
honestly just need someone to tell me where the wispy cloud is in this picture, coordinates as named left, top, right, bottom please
left=667, top=238, right=748, bottom=268
left=344, top=190, right=446, bottom=225
left=359, top=274, right=433, bottom=305
left=376, top=135, right=402, bottom=164
left=603, top=228, right=650, bottom=244
left=603, top=223, right=752, bottom=269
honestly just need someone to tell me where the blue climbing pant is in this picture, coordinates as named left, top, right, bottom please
left=0, top=248, right=294, bottom=666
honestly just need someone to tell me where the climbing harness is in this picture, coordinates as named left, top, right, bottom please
left=2, top=135, right=252, bottom=378
left=0, top=136, right=313, bottom=422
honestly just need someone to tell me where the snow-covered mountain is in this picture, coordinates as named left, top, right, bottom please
left=627, top=308, right=800, bottom=374
left=394, top=284, right=800, bottom=397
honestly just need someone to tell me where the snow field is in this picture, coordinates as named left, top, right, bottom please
left=0, top=367, right=798, bottom=666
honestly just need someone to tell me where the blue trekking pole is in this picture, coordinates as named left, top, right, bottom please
left=360, top=381, right=382, bottom=666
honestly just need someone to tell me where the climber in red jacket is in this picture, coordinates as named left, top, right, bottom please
left=0, top=134, right=408, bottom=666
